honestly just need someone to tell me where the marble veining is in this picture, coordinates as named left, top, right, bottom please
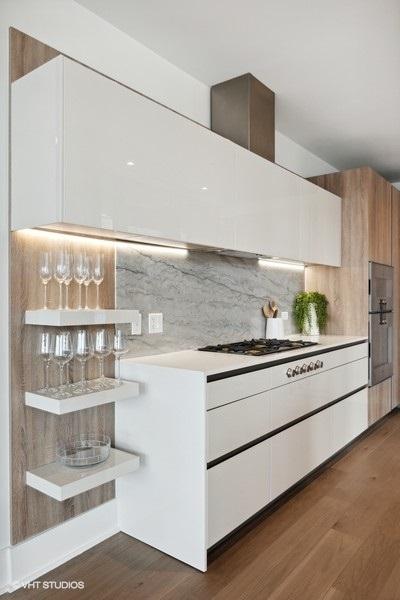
left=116, top=247, right=304, bottom=357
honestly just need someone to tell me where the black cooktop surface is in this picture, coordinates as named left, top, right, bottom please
left=198, top=338, right=318, bottom=357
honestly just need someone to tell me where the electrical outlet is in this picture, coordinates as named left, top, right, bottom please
left=130, top=312, right=142, bottom=335
left=281, top=311, right=289, bottom=321
left=148, top=312, right=163, bottom=334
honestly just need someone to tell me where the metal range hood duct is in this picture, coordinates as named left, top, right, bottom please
left=210, top=73, right=275, bottom=163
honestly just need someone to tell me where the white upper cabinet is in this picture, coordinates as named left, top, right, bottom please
left=11, top=56, right=341, bottom=266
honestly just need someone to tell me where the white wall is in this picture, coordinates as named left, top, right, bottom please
left=0, top=0, right=337, bottom=589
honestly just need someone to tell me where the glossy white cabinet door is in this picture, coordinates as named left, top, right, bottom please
left=208, top=440, right=270, bottom=547
left=331, top=388, right=368, bottom=454
left=233, top=146, right=301, bottom=261
left=270, top=408, right=332, bottom=501
left=207, top=390, right=271, bottom=462
left=63, top=58, right=236, bottom=250
left=298, top=176, right=342, bottom=266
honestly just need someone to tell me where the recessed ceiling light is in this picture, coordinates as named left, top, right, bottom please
left=201, top=186, right=208, bottom=191
left=126, top=161, right=135, bottom=166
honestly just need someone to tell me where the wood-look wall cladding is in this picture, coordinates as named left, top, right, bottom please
left=9, top=28, right=118, bottom=544
left=10, top=230, right=116, bottom=543
left=392, top=186, right=400, bottom=408
left=306, top=166, right=395, bottom=426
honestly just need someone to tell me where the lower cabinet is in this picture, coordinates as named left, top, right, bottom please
left=331, top=388, right=368, bottom=453
left=208, top=388, right=369, bottom=547
left=207, top=440, right=270, bottom=548
left=270, top=409, right=332, bottom=501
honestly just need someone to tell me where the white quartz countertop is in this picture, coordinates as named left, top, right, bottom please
left=121, top=335, right=368, bottom=377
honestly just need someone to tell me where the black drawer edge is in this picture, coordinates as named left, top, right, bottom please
left=207, top=384, right=368, bottom=469
left=206, top=340, right=368, bottom=382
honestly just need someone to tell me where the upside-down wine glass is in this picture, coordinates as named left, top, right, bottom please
left=54, top=250, right=68, bottom=310
left=38, top=331, right=54, bottom=392
left=39, top=252, right=52, bottom=309
left=94, top=329, right=112, bottom=387
left=113, top=329, right=129, bottom=385
left=74, top=329, right=93, bottom=392
left=53, top=331, right=73, bottom=396
left=73, top=253, right=88, bottom=310
left=93, top=254, right=105, bottom=310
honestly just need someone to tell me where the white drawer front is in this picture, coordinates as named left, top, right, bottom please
left=268, top=342, right=368, bottom=389
left=207, top=342, right=368, bottom=410
left=270, top=409, right=332, bottom=501
left=270, top=357, right=368, bottom=431
left=331, top=388, right=368, bottom=453
left=207, top=440, right=270, bottom=548
left=207, top=368, right=271, bottom=410
left=207, top=391, right=270, bottom=462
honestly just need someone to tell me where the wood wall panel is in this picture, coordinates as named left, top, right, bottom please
left=368, top=378, right=392, bottom=425
left=368, top=169, right=392, bottom=265
left=305, top=168, right=369, bottom=336
left=10, top=230, right=116, bottom=543
left=10, top=28, right=59, bottom=82
left=392, top=187, right=400, bottom=408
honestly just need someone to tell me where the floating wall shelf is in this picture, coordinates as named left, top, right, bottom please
left=25, top=309, right=140, bottom=327
left=25, top=378, right=140, bottom=415
left=26, top=448, right=140, bottom=501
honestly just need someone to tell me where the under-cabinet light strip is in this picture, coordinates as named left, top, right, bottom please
left=258, top=258, right=305, bottom=271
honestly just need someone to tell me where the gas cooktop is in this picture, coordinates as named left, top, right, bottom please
left=198, top=338, right=318, bottom=357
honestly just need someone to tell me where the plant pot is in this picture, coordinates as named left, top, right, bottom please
left=302, top=302, right=320, bottom=336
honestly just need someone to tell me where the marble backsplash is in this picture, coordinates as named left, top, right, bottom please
left=116, top=246, right=304, bottom=357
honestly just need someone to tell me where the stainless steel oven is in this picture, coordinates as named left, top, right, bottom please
left=369, top=262, right=393, bottom=386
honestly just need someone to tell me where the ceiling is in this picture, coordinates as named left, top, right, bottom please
left=77, top=0, right=400, bottom=180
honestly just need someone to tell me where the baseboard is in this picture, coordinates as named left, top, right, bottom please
left=2, top=500, right=118, bottom=594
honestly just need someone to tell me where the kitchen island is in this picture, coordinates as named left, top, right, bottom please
left=116, top=335, right=368, bottom=571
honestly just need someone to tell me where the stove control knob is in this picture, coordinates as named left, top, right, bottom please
left=307, top=362, right=315, bottom=372
left=315, top=360, right=323, bottom=369
left=294, top=365, right=301, bottom=376
left=301, top=364, right=308, bottom=374
left=286, top=368, right=293, bottom=378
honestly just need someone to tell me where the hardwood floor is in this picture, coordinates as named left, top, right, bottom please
left=10, top=410, right=400, bottom=600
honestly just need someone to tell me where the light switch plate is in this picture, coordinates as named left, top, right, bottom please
left=148, top=312, right=163, bottom=334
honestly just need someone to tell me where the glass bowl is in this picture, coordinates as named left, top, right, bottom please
left=57, top=433, right=111, bottom=468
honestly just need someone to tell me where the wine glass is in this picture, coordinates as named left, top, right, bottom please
left=38, top=331, right=54, bottom=392
left=73, top=253, right=89, bottom=310
left=53, top=331, right=73, bottom=396
left=93, top=254, right=105, bottom=310
left=113, top=330, right=129, bottom=385
left=83, top=258, right=93, bottom=310
left=63, top=253, right=73, bottom=310
left=39, top=252, right=52, bottom=309
left=94, top=329, right=112, bottom=387
left=54, top=250, right=68, bottom=310
left=74, top=329, right=93, bottom=392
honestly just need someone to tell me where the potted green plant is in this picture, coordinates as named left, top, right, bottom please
left=293, top=291, right=328, bottom=336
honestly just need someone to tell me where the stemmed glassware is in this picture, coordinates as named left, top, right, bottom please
left=83, top=258, right=93, bottom=310
left=54, top=250, right=68, bottom=310
left=53, top=331, right=73, bottom=396
left=113, top=330, right=129, bottom=384
left=39, top=252, right=52, bottom=309
left=38, top=331, right=54, bottom=391
left=74, top=329, right=93, bottom=391
left=94, top=329, right=112, bottom=387
left=93, top=254, right=105, bottom=310
left=63, top=253, right=73, bottom=310
left=73, top=253, right=88, bottom=311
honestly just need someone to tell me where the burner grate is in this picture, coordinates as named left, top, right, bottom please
left=198, top=338, right=318, bottom=356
